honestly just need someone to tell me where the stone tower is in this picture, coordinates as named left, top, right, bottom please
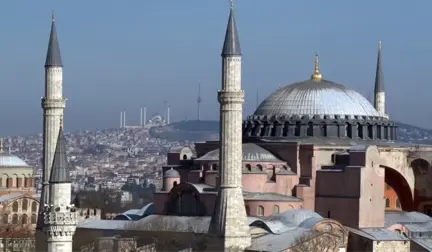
left=43, top=127, right=77, bottom=252
left=208, top=2, right=251, bottom=251
left=374, top=40, right=386, bottom=117
left=36, top=13, right=66, bottom=251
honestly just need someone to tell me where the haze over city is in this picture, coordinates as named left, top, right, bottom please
left=0, top=0, right=430, bottom=136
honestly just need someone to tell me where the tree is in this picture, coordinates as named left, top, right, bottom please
left=290, top=232, right=341, bottom=252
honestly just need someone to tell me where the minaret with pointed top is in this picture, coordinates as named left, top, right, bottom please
left=37, top=13, right=66, bottom=251
left=208, top=1, right=251, bottom=250
left=43, top=127, right=77, bottom=252
left=374, top=40, right=386, bottom=117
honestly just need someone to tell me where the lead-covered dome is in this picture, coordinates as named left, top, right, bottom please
left=255, top=79, right=380, bottom=118
left=0, top=152, right=30, bottom=168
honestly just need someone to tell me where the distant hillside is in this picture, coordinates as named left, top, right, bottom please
left=149, top=120, right=432, bottom=144
left=149, top=120, right=219, bottom=142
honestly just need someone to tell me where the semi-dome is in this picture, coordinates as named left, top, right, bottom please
left=0, top=152, right=30, bottom=168
left=196, top=143, right=281, bottom=162
left=164, top=168, right=180, bottom=178
left=254, top=54, right=380, bottom=118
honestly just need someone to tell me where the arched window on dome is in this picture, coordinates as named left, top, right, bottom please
left=257, top=206, right=264, bottom=216
left=307, top=122, right=314, bottom=136
left=31, top=202, right=37, bottom=212
left=31, top=214, right=37, bottom=224
left=245, top=164, right=252, bottom=172
left=345, top=122, right=352, bottom=138
left=22, top=199, right=28, bottom=211
left=377, top=125, right=382, bottom=139
left=384, top=126, right=389, bottom=139
left=320, top=124, right=327, bottom=137
left=367, top=124, right=373, bottom=139
left=295, top=122, right=301, bottom=137
left=12, top=201, right=18, bottom=212
left=256, top=164, right=263, bottom=172
left=357, top=123, right=363, bottom=139
left=283, top=122, right=289, bottom=137
left=273, top=205, right=280, bottom=214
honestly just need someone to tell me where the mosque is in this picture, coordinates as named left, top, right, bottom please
left=0, top=2, right=430, bottom=252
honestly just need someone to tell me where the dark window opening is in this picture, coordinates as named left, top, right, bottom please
left=307, top=122, right=314, bottom=136
left=377, top=125, right=382, bottom=139
left=182, top=154, right=187, bottom=160
left=357, top=123, right=363, bottom=139
left=367, top=124, right=373, bottom=139
left=295, top=122, right=301, bottom=136
left=345, top=123, right=352, bottom=138
left=327, top=211, right=331, bottom=218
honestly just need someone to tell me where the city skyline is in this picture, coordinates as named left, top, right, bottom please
left=0, top=0, right=430, bottom=136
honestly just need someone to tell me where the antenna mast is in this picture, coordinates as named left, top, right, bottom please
left=197, top=82, right=202, bottom=121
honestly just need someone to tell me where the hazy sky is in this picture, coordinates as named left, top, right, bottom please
left=0, top=0, right=430, bottom=136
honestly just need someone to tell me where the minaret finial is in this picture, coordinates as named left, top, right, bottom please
left=52, top=11, right=55, bottom=22
left=311, top=53, right=323, bottom=81
left=230, top=0, right=234, bottom=9
left=378, top=40, right=382, bottom=50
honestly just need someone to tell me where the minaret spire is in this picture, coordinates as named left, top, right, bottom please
left=221, top=0, right=241, bottom=56
left=45, top=11, right=63, bottom=67
left=374, top=40, right=386, bottom=117
left=208, top=2, right=251, bottom=250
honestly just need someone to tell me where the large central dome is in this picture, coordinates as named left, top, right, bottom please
left=254, top=54, right=380, bottom=118
left=254, top=79, right=380, bottom=117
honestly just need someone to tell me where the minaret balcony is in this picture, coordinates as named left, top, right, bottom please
left=43, top=211, right=77, bottom=226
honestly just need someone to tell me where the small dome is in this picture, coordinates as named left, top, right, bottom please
left=255, top=79, right=380, bottom=118
left=269, top=209, right=322, bottom=226
left=0, top=152, right=30, bottom=168
left=196, top=143, right=281, bottom=162
left=164, top=168, right=180, bottom=178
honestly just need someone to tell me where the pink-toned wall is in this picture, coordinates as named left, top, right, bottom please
left=245, top=201, right=302, bottom=216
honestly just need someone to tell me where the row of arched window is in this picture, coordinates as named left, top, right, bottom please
left=385, top=198, right=401, bottom=209
left=12, top=200, right=38, bottom=212
left=2, top=214, right=37, bottom=225
left=245, top=205, right=280, bottom=216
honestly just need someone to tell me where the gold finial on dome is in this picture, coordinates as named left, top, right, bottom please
left=311, top=53, right=323, bottom=81
left=0, top=140, right=3, bottom=152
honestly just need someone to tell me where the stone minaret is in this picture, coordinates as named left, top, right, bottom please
left=37, top=13, right=66, bottom=251
left=208, top=2, right=251, bottom=251
left=374, top=40, right=386, bottom=117
left=43, top=127, right=77, bottom=252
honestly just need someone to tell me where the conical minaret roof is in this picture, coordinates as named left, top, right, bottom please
left=221, top=3, right=241, bottom=56
left=45, top=13, right=63, bottom=67
left=49, top=127, right=71, bottom=183
left=374, top=40, right=384, bottom=93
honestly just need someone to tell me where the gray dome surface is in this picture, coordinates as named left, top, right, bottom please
left=164, top=168, right=180, bottom=178
left=254, top=79, right=380, bottom=117
left=0, top=152, right=30, bottom=168
left=196, top=143, right=281, bottom=162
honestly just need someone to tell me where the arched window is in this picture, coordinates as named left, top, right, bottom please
left=377, top=125, right=382, bottom=139
left=31, top=202, right=37, bottom=212
left=93, top=209, right=97, bottom=215
left=307, top=122, right=314, bottom=136
left=367, top=124, right=373, bottom=139
left=273, top=205, right=279, bottom=214
left=211, top=164, right=218, bottom=170
left=321, top=124, right=327, bottom=137
left=3, top=214, right=8, bottom=224
left=87, top=209, right=90, bottom=215
left=182, top=154, right=187, bottom=160
left=12, top=214, right=18, bottom=225
left=173, top=181, right=178, bottom=187
left=245, top=206, right=250, bottom=216
left=22, top=199, right=28, bottom=211
left=295, top=122, right=301, bottom=137
left=384, top=126, right=389, bottom=139
left=31, top=214, right=37, bottom=224
left=396, top=199, right=401, bottom=209
left=256, top=164, right=263, bottom=171
left=345, top=123, right=352, bottom=138
left=385, top=198, right=390, bottom=208
left=257, top=206, right=264, bottom=216
left=357, top=123, right=363, bottom=139
left=22, top=214, right=28, bottom=225
left=12, top=201, right=18, bottom=212
left=245, top=164, right=252, bottom=172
